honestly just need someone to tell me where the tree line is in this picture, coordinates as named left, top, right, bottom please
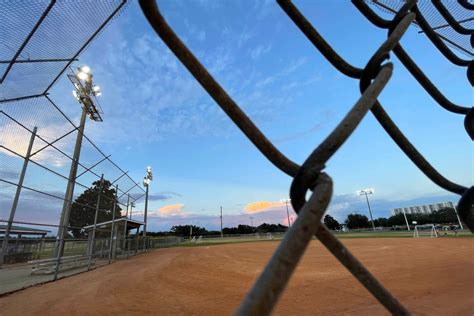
left=147, top=223, right=289, bottom=237
left=66, top=179, right=461, bottom=237
left=323, top=207, right=461, bottom=230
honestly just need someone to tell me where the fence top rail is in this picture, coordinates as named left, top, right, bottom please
left=28, top=255, right=86, bottom=265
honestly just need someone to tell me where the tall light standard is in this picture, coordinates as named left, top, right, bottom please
left=357, top=188, right=376, bottom=231
left=280, top=199, right=292, bottom=229
left=250, top=216, right=254, bottom=227
left=220, top=206, right=223, bottom=238
left=143, top=166, right=153, bottom=251
left=55, top=65, right=103, bottom=261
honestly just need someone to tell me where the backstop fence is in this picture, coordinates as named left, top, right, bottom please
left=138, top=0, right=473, bottom=314
left=0, top=0, right=186, bottom=296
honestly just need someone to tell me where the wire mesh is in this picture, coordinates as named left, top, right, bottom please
left=0, top=0, right=127, bottom=101
left=138, top=0, right=473, bottom=314
left=369, top=0, right=473, bottom=58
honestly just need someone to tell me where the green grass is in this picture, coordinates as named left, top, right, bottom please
left=175, top=230, right=473, bottom=248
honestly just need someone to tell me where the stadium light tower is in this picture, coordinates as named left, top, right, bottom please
left=280, top=198, right=292, bottom=229
left=143, top=166, right=153, bottom=251
left=357, top=188, right=376, bottom=231
left=55, top=65, right=103, bottom=260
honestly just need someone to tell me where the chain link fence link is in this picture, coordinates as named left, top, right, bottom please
left=139, top=0, right=473, bottom=314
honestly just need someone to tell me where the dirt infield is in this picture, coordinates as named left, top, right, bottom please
left=0, top=238, right=472, bottom=315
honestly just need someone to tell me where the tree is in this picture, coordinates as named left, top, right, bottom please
left=68, top=179, right=122, bottom=238
left=324, top=214, right=340, bottom=230
left=257, top=223, right=288, bottom=233
left=431, top=207, right=458, bottom=224
left=387, top=213, right=407, bottom=226
left=345, top=213, right=370, bottom=229
left=373, top=217, right=389, bottom=227
left=170, top=225, right=207, bottom=236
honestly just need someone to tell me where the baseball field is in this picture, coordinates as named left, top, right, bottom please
left=0, top=237, right=472, bottom=315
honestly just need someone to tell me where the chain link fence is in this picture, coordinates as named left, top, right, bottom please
left=139, top=0, right=473, bottom=314
left=0, top=0, right=186, bottom=295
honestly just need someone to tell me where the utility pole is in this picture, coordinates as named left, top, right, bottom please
left=220, top=206, right=223, bottom=238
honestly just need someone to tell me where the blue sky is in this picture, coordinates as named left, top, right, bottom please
left=4, top=1, right=471, bottom=232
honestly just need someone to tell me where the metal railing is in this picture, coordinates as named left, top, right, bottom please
left=138, top=0, right=473, bottom=314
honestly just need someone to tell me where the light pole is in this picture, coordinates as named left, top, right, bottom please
left=220, top=206, right=223, bottom=238
left=402, top=209, right=410, bottom=231
left=453, top=205, right=464, bottom=230
left=143, top=166, right=153, bottom=251
left=280, top=199, right=292, bottom=229
left=357, top=188, right=376, bottom=231
left=130, top=201, right=135, bottom=219
left=250, top=216, right=254, bottom=227
left=55, top=65, right=103, bottom=262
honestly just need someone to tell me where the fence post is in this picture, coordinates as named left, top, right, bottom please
left=142, top=183, right=149, bottom=251
left=88, top=174, right=104, bottom=271
left=100, top=239, right=105, bottom=258
left=123, top=194, right=130, bottom=249
left=135, top=228, right=139, bottom=254
left=37, top=237, right=45, bottom=260
left=0, top=126, right=37, bottom=268
left=127, top=238, right=130, bottom=259
left=453, top=205, right=464, bottom=230
left=108, top=185, right=118, bottom=264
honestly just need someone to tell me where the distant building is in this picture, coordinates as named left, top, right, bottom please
left=391, top=201, right=455, bottom=216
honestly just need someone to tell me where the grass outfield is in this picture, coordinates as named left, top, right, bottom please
left=175, top=229, right=472, bottom=247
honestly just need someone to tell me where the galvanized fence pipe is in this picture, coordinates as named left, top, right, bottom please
left=87, top=175, right=104, bottom=270
left=108, top=185, right=119, bottom=263
left=0, top=126, right=37, bottom=268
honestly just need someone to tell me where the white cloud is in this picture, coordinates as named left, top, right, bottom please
left=250, top=44, right=271, bottom=59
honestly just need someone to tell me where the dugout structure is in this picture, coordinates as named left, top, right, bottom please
left=139, top=0, right=473, bottom=314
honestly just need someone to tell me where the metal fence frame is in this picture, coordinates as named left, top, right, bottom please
left=138, top=0, right=473, bottom=314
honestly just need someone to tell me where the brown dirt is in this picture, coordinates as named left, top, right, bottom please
left=0, top=238, right=472, bottom=315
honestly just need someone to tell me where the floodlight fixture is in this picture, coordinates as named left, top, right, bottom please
left=79, top=65, right=90, bottom=74
left=68, top=65, right=104, bottom=122
left=357, top=188, right=374, bottom=195
left=77, top=71, right=89, bottom=81
left=412, top=221, right=417, bottom=225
